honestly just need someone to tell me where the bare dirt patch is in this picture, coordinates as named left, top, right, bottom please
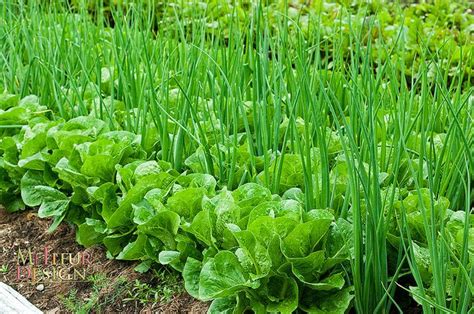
left=0, top=208, right=208, bottom=313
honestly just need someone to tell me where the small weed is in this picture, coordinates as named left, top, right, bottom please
left=60, top=273, right=109, bottom=314
left=0, top=264, right=9, bottom=274
left=124, top=269, right=183, bottom=306
left=61, top=289, right=84, bottom=314
left=58, top=270, right=183, bottom=312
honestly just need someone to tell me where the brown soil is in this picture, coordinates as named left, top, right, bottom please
left=0, top=207, right=209, bottom=313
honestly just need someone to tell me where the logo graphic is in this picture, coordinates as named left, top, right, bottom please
left=2, top=246, right=95, bottom=284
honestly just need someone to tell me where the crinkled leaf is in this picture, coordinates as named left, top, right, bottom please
left=233, top=230, right=272, bottom=280
left=138, top=210, right=181, bottom=250
left=232, top=183, right=272, bottom=211
left=300, top=286, right=354, bottom=314
left=167, top=187, right=207, bottom=218
left=38, top=199, right=69, bottom=218
left=132, top=202, right=156, bottom=225
left=199, top=251, right=256, bottom=300
left=108, top=173, right=175, bottom=228
left=282, top=216, right=333, bottom=258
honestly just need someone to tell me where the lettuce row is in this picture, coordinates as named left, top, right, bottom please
left=0, top=94, right=354, bottom=313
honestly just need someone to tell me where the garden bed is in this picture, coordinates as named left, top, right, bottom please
left=1, top=1, right=472, bottom=313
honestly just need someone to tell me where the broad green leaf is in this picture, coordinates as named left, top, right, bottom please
left=134, top=160, right=162, bottom=181
left=134, top=260, right=153, bottom=273
left=18, top=151, right=46, bottom=170
left=20, top=170, right=46, bottom=206
left=81, top=154, right=117, bottom=182
left=286, top=250, right=326, bottom=283
left=107, top=173, right=175, bottom=228
left=47, top=211, right=67, bottom=233
left=247, top=201, right=281, bottom=225
left=0, top=193, right=25, bottom=213
left=132, top=202, right=156, bottom=225
left=159, top=251, right=181, bottom=265
left=88, top=182, right=118, bottom=222
left=187, top=209, right=216, bottom=247
left=265, top=275, right=299, bottom=313
left=322, top=219, right=353, bottom=272
left=282, top=187, right=305, bottom=204
left=183, top=257, right=202, bottom=299
left=184, top=146, right=211, bottom=174
left=116, top=233, right=148, bottom=260
left=208, top=296, right=238, bottom=314
left=282, top=217, right=333, bottom=258
left=208, top=193, right=240, bottom=246
left=61, top=116, right=108, bottom=134
left=305, top=272, right=346, bottom=291
left=412, top=242, right=432, bottom=283
left=257, top=154, right=306, bottom=194
left=233, top=230, right=272, bottom=280
left=138, top=210, right=181, bottom=250
left=303, top=208, right=335, bottom=223
left=167, top=187, right=207, bottom=218
left=76, top=221, right=106, bottom=247
left=300, top=286, right=354, bottom=313
left=232, top=183, right=272, bottom=211
left=0, top=107, right=28, bottom=125
left=199, top=251, right=256, bottom=300
left=144, top=188, right=168, bottom=211
left=38, top=199, right=70, bottom=218
left=115, top=161, right=140, bottom=192
left=247, top=216, right=298, bottom=270
left=54, top=157, right=96, bottom=188
left=278, top=200, right=303, bottom=221
left=20, top=170, right=70, bottom=220
left=103, top=232, right=133, bottom=256
left=0, top=92, right=19, bottom=110
left=186, top=173, right=217, bottom=194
